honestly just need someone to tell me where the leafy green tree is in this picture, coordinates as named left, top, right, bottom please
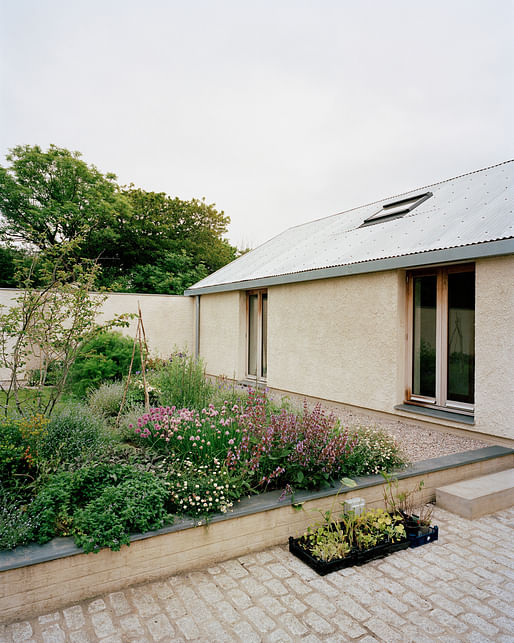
left=0, top=145, right=129, bottom=252
left=97, top=251, right=209, bottom=295
left=99, top=188, right=236, bottom=275
left=0, top=145, right=237, bottom=293
left=0, top=246, right=31, bottom=288
left=0, top=247, right=130, bottom=416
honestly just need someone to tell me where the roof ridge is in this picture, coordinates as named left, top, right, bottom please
left=287, top=159, right=514, bottom=230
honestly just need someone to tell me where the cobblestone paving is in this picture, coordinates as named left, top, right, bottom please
left=2, top=506, right=513, bottom=642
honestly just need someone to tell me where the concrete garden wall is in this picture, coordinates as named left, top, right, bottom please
left=0, top=289, right=194, bottom=382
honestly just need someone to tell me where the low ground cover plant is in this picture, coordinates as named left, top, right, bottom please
left=0, top=352, right=408, bottom=553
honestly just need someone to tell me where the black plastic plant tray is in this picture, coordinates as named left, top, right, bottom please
left=288, top=537, right=357, bottom=576
left=289, top=536, right=410, bottom=576
left=407, top=525, right=438, bottom=548
left=355, top=537, right=410, bottom=564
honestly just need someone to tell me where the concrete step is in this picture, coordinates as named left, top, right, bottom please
left=436, top=468, right=514, bottom=519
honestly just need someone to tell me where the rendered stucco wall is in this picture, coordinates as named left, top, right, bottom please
left=199, top=291, right=245, bottom=379
left=267, top=272, right=405, bottom=412
left=0, top=289, right=34, bottom=381
left=474, top=255, right=514, bottom=439
left=0, top=290, right=194, bottom=382
left=99, top=293, right=194, bottom=356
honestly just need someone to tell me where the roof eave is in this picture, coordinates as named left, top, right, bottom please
left=184, top=238, right=514, bottom=295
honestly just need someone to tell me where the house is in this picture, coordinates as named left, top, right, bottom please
left=189, top=161, right=514, bottom=444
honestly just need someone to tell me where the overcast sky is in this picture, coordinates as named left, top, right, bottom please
left=1, top=0, right=513, bottom=249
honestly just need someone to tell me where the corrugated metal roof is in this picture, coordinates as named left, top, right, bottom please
left=186, top=161, right=514, bottom=295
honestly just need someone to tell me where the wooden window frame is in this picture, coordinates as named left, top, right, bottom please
left=246, top=289, right=267, bottom=381
left=405, top=263, right=475, bottom=415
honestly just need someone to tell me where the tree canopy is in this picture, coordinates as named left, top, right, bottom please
left=0, top=145, right=238, bottom=293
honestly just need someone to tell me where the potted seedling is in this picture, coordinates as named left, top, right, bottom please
left=381, top=472, right=438, bottom=547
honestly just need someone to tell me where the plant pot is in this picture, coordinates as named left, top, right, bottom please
left=407, top=524, right=439, bottom=548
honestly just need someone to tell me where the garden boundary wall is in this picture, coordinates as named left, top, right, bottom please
left=0, top=289, right=194, bottom=382
left=1, top=446, right=512, bottom=623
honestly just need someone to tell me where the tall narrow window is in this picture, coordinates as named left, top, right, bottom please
left=447, top=271, right=475, bottom=405
left=247, top=290, right=267, bottom=380
left=412, top=275, right=437, bottom=398
left=408, top=265, right=474, bottom=413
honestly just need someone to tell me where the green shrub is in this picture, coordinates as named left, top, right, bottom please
left=87, top=381, right=125, bottom=419
left=0, top=417, right=26, bottom=477
left=73, top=475, right=170, bottom=552
left=343, top=426, right=408, bottom=476
left=152, top=352, right=213, bottom=410
left=38, top=404, right=108, bottom=464
left=67, top=331, right=140, bottom=397
left=27, top=361, right=64, bottom=387
left=27, top=463, right=172, bottom=552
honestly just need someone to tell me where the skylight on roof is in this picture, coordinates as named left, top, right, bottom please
left=360, top=191, right=433, bottom=227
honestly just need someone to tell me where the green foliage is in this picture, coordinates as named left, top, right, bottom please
left=99, top=251, right=209, bottom=296
left=121, top=188, right=236, bottom=275
left=302, top=508, right=406, bottom=561
left=26, top=463, right=172, bottom=552
left=38, top=404, right=107, bottom=465
left=305, top=524, right=352, bottom=562
left=0, top=414, right=49, bottom=477
left=0, top=417, right=27, bottom=476
left=151, top=352, right=214, bottom=410
left=0, top=144, right=238, bottom=294
left=0, top=245, right=31, bottom=287
left=0, top=144, right=127, bottom=251
left=72, top=476, right=171, bottom=552
left=353, top=509, right=406, bottom=549
left=343, top=426, right=407, bottom=476
left=87, top=381, right=125, bottom=419
left=67, top=332, right=140, bottom=397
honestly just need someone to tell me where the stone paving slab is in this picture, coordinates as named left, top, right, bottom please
left=1, top=506, right=513, bottom=642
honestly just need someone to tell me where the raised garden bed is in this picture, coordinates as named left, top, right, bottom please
left=0, top=446, right=512, bottom=622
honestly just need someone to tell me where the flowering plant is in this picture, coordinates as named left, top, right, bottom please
left=132, top=401, right=244, bottom=464
left=166, top=458, right=240, bottom=517
left=227, top=392, right=359, bottom=490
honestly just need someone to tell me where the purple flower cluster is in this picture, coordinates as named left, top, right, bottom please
left=227, top=392, right=359, bottom=489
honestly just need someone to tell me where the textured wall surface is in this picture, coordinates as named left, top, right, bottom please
left=199, top=290, right=246, bottom=380
left=474, top=255, right=514, bottom=439
left=99, top=292, right=194, bottom=356
left=267, top=272, right=404, bottom=411
left=0, top=290, right=194, bottom=381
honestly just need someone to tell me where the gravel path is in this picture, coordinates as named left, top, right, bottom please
left=323, top=403, right=490, bottom=463
left=272, top=391, right=492, bottom=463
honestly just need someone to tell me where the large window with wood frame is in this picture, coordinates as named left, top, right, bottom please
left=247, top=290, right=267, bottom=380
left=407, top=265, right=475, bottom=414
